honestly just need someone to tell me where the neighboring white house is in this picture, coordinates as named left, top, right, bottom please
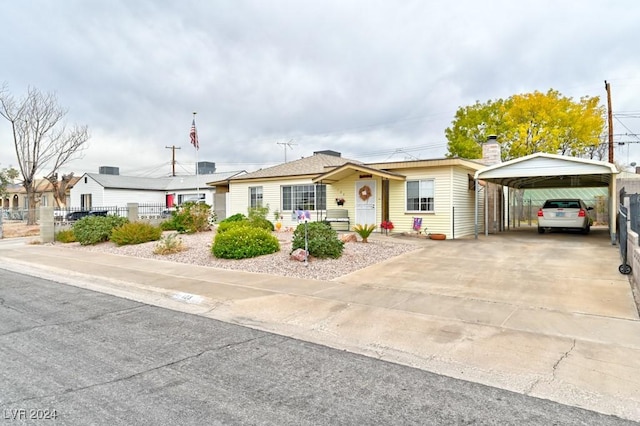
left=70, top=170, right=246, bottom=217
left=207, top=150, right=487, bottom=239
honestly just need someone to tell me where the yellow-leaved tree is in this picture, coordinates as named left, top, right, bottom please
left=445, top=89, right=606, bottom=161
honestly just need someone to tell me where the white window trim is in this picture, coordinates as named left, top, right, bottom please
left=405, top=178, right=435, bottom=213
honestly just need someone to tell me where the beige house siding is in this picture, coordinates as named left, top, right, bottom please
left=450, top=167, right=484, bottom=238
left=229, top=177, right=327, bottom=229
left=386, top=166, right=452, bottom=236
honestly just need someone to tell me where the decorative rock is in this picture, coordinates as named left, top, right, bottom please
left=340, top=233, right=358, bottom=243
left=290, top=248, right=308, bottom=262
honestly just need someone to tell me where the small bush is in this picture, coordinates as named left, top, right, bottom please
left=249, top=216, right=275, bottom=232
left=163, top=202, right=211, bottom=233
left=160, top=218, right=177, bottom=231
left=153, top=233, right=186, bottom=255
left=73, top=215, right=129, bottom=245
left=55, top=229, right=76, bottom=243
left=221, top=213, right=246, bottom=223
left=353, top=224, right=376, bottom=242
left=212, top=225, right=280, bottom=259
left=292, top=222, right=344, bottom=259
left=110, top=222, right=163, bottom=246
left=217, top=218, right=251, bottom=234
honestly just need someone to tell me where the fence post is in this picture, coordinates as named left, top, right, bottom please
left=40, top=206, right=54, bottom=243
left=127, top=203, right=139, bottom=223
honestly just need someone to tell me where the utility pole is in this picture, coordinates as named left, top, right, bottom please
left=276, top=139, right=297, bottom=162
left=165, top=145, right=181, bottom=176
left=605, top=80, right=614, bottom=164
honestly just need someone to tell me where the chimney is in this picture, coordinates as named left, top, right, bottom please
left=482, top=135, right=501, bottom=166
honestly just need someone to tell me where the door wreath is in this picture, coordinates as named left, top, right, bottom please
left=358, top=185, right=372, bottom=202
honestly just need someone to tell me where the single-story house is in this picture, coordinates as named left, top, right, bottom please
left=70, top=169, right=245, bottom=219
left=2, top=176, right=81, bottom=211
left=208, top=150, right=487, bottom=239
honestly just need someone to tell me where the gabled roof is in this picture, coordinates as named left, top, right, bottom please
left=475, top=153, right=618, bottom=189
left=313, top=157, right=485, bottom=183
left=208, top=153, right=359, bottom=185
left=3, top=176, right=81, bottom=194
left=84, top=170, right=246, bottom=191
left=313, top=162, right=406, bottom=183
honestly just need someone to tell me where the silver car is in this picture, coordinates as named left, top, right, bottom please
left=537, top=199, right=593, bottom=234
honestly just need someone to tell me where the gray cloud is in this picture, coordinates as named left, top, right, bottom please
left=1, top=0, right=639, bottom=177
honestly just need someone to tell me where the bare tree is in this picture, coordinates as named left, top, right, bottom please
left=0, top=85, right=89, bottom=224
left=45, top=172, right=75, bottom=208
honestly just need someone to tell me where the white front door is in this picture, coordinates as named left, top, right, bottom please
left=355, top=180, right=376, bottom=226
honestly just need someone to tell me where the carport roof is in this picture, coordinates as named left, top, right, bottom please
left=474, top=153, right=618, bottom=189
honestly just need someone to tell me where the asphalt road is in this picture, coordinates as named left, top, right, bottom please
left=0, top=268, right=634, bottom=426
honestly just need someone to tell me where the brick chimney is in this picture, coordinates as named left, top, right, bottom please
left=482, top=135, right=501, bottom=166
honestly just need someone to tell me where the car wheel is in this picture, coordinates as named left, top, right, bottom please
left=537, top=227, right=544, bottom=234
left=582, top=223, right=590, bottom=235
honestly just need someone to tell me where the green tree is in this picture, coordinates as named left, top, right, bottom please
left=0, top=84, right=89, bottom=224
left=445, top=89, right=605, bottom=161
left=0, top=167, right=19, bottom=196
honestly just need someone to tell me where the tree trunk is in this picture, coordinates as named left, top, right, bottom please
left=25, top=184, right=37, bottom=225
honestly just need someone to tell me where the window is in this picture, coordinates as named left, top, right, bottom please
left=81, top=194, right=92, bottom=210
left=41, top=195, right=48, bottom=207
left=282, top=184, right=326, bottom=211
left=178, top=193, right=204, bottom=204
left=406, top=179, right=434, bottom=212
left=249, top=186, right=263, bottom=208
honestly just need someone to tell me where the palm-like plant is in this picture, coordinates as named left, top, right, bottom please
left=353, top=224, right=376, bottom=243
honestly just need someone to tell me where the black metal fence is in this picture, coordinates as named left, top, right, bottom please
left=1, top=203, right=170, bottom=224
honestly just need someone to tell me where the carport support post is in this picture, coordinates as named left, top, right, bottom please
left=485, top=181, right=489, bottom=236
left=474, top=178, right=479, bottom=239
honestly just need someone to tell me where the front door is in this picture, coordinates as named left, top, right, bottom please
left=355, top=180, right=376, bottom=226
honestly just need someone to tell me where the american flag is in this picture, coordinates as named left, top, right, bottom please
left=190, top=119, right=199, bottom=150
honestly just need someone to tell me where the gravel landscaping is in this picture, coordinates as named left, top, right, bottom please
left=67, top=230, right=421, bottom=281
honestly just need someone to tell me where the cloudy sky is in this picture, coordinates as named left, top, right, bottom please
left=1, top=0, right=639, bottom=178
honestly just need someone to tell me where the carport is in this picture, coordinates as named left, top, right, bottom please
left=474, top=153, right=619, bottom=242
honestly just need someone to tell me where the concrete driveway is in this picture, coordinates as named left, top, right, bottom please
left=334, top=226, right=638, bottom=321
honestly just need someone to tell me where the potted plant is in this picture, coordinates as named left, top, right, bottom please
left=335, top=197, right=345, bottom=206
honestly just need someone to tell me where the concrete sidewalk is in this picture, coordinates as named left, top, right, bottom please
left=0, top=232, right=639, bottom=422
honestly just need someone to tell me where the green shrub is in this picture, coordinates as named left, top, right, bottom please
left=248, top=205, right=270, bottom=221
left=292, top=222, right=344, bottom=259
left=160, top=218, right=178, bottom=231
left=110, top=222, right=163, bottom=246
left=353, top=223, right=376, bottom=243
left=221, top=213, right=246, bottom=223
left=153, top=233, right=186, bottom=255
left=164, top=202, right=211, bottom=233
left=212, top=225, right=280, bottom=259
left=73, top=215, right=129, bottom=245
left=55, top=229, right=76, bottom=243
left=249, top=216, right=275, bottom=231
left=217, top=218, right=251, bottom=233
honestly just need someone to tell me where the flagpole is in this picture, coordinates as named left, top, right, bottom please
left=192, top=111, right=200, bottom=200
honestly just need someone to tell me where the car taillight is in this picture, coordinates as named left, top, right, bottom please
left=537, top=209, right=543, bottom=217
left=578, top=209, right=586, bottom=217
